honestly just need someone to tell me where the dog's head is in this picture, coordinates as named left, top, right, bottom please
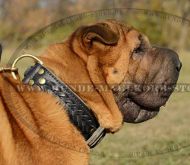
left=70, top=19, right=181, bottom=124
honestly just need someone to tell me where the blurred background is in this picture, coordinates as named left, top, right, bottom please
left=0, top=0, right=190, bottom=50
left=0, top=0, right=190, bottom=165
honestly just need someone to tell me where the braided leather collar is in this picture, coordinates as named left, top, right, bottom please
left=22, top=63, right=106, bottom=148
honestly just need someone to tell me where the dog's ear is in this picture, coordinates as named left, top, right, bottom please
left=80, top=23, right=119, bottom=50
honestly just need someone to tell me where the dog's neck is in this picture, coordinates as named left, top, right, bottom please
left=22, top=61, right=106, bottom=148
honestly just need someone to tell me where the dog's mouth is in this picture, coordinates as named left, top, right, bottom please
left=113, top=83, right=175, bottom=123
left=117, top=96, right=160, bottom=123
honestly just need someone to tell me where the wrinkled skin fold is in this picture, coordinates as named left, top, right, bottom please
left=113, top=47, right=181, bottom=123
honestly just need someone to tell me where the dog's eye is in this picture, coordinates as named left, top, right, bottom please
left=132, top=35, right=146, bottom=55
left=133, top=43, right=143, bottom=54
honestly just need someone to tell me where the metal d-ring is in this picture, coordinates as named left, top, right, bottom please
left=11, top=54, right=43, bottom=80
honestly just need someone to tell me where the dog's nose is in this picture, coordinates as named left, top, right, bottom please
left=159, top=48, right=182, bottom=73
left=176, top=61, right=182, bottom=72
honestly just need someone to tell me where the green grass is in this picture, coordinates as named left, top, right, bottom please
left=1, top=48, right=190, bottom=165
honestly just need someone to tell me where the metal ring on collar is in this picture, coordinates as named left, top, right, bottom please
left=11, top=54, right=43, bottom=80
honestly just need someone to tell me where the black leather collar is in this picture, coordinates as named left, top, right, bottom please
left=22, top=63, right=106, bottom=148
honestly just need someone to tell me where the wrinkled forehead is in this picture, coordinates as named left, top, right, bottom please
left=102, top=20, right=135, bottom=34
left=101, top=20, right=142, bottom=40
left=99, top=20, right=146, bottom=49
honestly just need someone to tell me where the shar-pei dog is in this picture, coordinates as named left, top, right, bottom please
left=0, top=20, right=181, bottom=165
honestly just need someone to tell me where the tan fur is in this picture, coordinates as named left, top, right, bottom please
left=0, top=20, right=142, bottom=164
